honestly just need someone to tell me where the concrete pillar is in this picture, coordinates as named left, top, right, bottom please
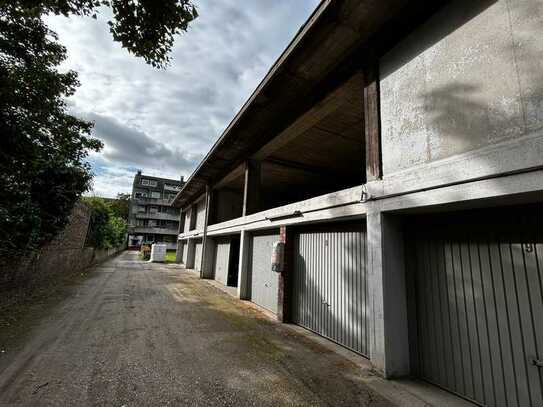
left=175, top=240, right=184, bottom=263
left=277, top=225, right=289, bottom=322
left=236, top=230, right=251, bottom=299
left=200, top=186, right=212, bottom=279
left=367, top=211, right=410, bottom=378
left=242, top=160, right=261, bottom=216
left=185, top=239, right=196, bottom=269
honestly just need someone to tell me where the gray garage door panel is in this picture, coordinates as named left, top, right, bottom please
left=194, top=241, right=203, bottom=272
left=292, top=222, right=368, bottom=356
left=182, top=242, right=188, bottom=264
left=249, top=231, right=280, bottom=313
left=410, top=211, right=543, bottom=407
left=214, top=239, right=231, bottom=285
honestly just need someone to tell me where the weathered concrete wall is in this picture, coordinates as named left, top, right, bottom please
left=380, top=0, right=543, bottom=176
left=195, top=198, right=207, bottom=231
left=184, top=207, right=192, bottom=233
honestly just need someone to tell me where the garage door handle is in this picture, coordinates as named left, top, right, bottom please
left=532, top=359, right=543, bottom=368
left=322, top=300, right=331, bottom=307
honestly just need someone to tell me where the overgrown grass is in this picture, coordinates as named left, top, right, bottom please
left=165, top=250, right=177, bottom=263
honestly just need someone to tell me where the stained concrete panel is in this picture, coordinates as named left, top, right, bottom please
left=196, top=199, right=206, bottom=231
left=509, top=0, right=543, bottom=134
left=379, top=0, right=540, bottom=176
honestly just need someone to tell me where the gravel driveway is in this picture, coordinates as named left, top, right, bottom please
left=0, top=251, right=393, bottom=406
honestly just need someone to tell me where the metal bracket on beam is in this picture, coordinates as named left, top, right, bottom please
left=265, top=211, right=303, bottom=222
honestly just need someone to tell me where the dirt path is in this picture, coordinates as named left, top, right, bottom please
left=0, top=251, right=393, bottom=406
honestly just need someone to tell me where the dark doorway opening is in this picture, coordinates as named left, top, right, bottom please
left=227, top=235, right=240, bottom=287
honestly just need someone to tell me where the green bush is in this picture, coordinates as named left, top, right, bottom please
left=83, top=197, right=127, bottom=249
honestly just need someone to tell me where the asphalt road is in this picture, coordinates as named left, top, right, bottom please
left=0, top=251, right=393, bottom=406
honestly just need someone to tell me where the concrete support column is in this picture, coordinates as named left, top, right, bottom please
left=185, top=239, right=196, bottom=269
left=200, top=186, right=212, bottom=279
left=236, top=230, right=251, bottom=299
left=175, top=240, right=184, bottom=264
left=367, top=211, right=410, bottom=378
left=242, top=160, right=261, bottom=216
left=277, top=225, right=290, bottom=322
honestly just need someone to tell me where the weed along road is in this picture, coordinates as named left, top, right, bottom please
left=0, top=251, right=393, bottom=407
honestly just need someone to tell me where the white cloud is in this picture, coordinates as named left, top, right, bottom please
left=46, top=1, right=320, bottom=198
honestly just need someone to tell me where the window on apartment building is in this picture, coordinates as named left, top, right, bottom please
left=149, top=180, right=157, bottom=187
left=137, top=205, right=145, bottom=212
left=141, top=179, right=149, bottom=186
left=148, top=220, right=157, bottom=227
left=151, top=191, right=161, bottom=199
left=164, top=184, right=180, bottom=191
left=149, top=206, right=158, bottom=214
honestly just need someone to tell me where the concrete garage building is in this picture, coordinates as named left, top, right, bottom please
left=173, top=1, right=543, bottom=406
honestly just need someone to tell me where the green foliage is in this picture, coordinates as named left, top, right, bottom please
left=0, top=0, right=196, bottom=266
left=0, top=7, right=102, bottom=261
left=165, top=250, right=176, bottom=263
left=108, top=193, right=130, bottom=220
left=2, top=0, right=198, bottom=68
left=83, top=196, right=127, bottom=249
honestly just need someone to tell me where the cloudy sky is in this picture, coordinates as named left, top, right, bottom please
left=46, top=1, right=320, bottom=198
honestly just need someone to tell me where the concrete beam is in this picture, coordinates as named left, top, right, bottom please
left=364, top=50, right=382, bottom=181
left=212, top=164, right=245, bottom=190
left=176, top=166, right=543, bottom=241
left=252, top=73, right=364, bottom=161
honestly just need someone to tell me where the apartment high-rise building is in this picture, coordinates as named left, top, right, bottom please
left=128, top=171, right=184, bottom=250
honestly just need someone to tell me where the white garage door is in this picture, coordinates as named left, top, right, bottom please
left=193, top=240, right=203, bottom=272
left=214, top=238, right=231, bottom=285
left=249, top=231, right=280, bottom=313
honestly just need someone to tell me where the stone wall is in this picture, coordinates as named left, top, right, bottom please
left=1, top=202, right=124, bottom=290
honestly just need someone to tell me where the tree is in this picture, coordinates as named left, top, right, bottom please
left=0, top=9, right=102, bottom=262
left=83, top=196, right=127, bottom=249
left=3, top=1, right=198, bottom=68
left=108, top=193, right=130, bottom=220
left=0, top=1, right=197, bottom=270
